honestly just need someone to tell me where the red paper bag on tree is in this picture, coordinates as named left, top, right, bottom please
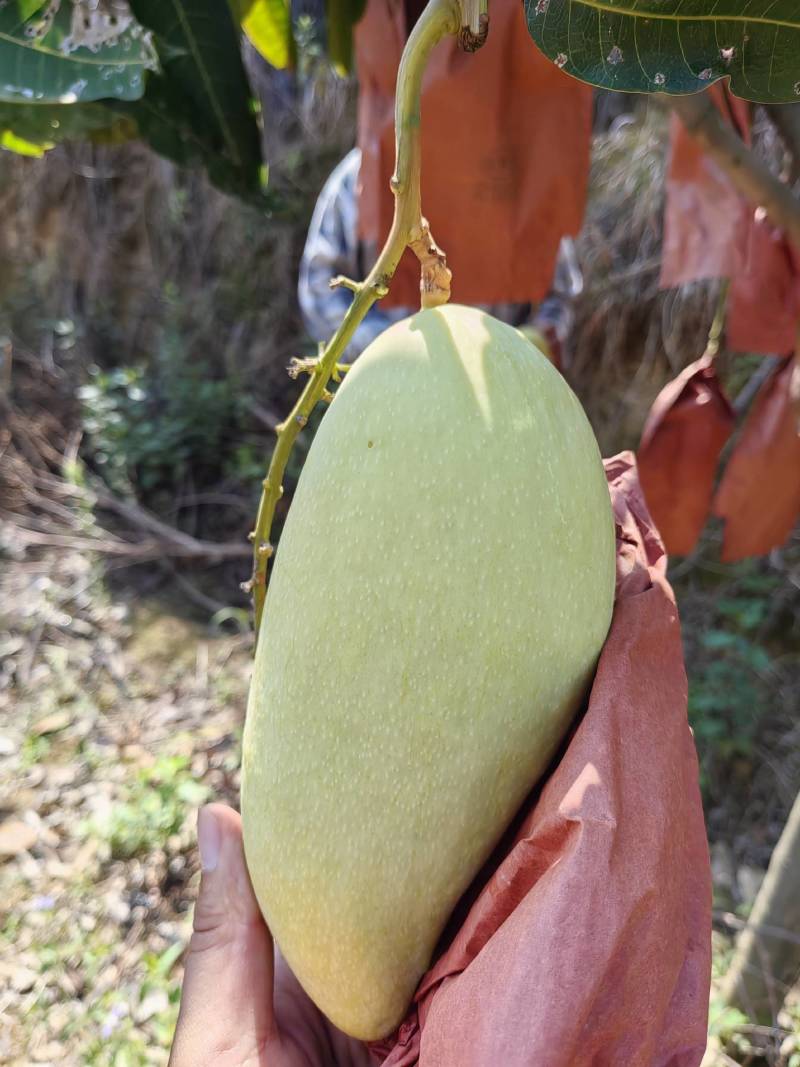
left=727, top=220, right=800, bottom=356
left=660, top=87, right=752, bottom=291
left=369, top=453, right=711, bottom=1067
left=354, top=0, right=593, bottom=308
left=661, top=86, right=800, bottom=356
left=636, top=353, right=735, bottom=557
left=713, top=356, right=800, bottom=561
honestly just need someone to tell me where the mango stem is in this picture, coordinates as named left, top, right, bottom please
left=249, top=0, right=465, bottom=635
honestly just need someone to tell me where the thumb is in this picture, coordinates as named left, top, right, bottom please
left=169, top=804, right=276, bottom=1066
left=191, top=804, right=265, bottom=949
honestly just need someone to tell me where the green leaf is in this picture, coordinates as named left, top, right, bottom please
left=235, top=0, right=295, bottom=69
left=0, top=1, right=156, bottom=104
left=326, top=0, right=366, bottom=75
left=708, top=999, right=750, bottom=1037
left=150, top=940, right=185, bottom=979
left=0, top=101, right=134, bottom=152
left=17, top=1, right=50, bottom=20
left=701, top=629, right=739, bottom=650
left=524, top=1, right=800, bottom=104
left=117, top=0, right=269, bottom=203
left=0, top=128, right=48, bottom=156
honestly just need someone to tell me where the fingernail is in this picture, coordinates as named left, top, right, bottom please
left=198, top=807, right=221, bottom=872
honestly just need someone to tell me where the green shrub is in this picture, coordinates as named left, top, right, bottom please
left=683, top=566, right=783, bottom=798
left=689, top=629, right=771, bottom=757
left=88, top=754, right=208, bottom=860
left=78, top=338, right=247, bottom=499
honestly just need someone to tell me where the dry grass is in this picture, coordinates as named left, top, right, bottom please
left=570, top=100, right=726, bottom=452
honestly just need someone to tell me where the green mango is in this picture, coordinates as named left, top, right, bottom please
left=241, top=303, right=615, bottom=1040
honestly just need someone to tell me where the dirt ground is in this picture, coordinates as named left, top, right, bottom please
left=1, top=525, right=798, bottom=1065
left=0, top=542, right=248, bottom=1065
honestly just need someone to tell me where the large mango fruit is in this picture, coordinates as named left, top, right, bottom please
left=242, top=303, right=615, bottom=1041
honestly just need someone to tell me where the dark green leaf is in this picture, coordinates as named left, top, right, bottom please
left=119, top=0, right=269, bottom=203
left=326, top=0, right=366, bottom=75
left=701, top=629, right=739, bottom=650
left=524, top=1, right=800, bottom=104
left=0, top=1, right=156, bottom=103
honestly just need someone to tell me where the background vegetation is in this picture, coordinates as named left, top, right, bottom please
left=0, top=22, right=798, bottom=1067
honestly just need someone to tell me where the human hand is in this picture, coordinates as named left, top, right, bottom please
left=169, top=804, right=373, bottom=1067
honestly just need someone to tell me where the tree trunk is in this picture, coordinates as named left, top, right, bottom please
left=719, top=787, right=800, bottom=1022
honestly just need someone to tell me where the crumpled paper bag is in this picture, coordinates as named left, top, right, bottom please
left=714, top=355, right=800, bottom=561
left=369, top=452, right=712, bottom=1067
left=636, top=353, right=735, bottom=557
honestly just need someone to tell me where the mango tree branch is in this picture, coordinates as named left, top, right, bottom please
left=719, top=787, right=800, bottom=1022
left=764, top=103, right=800, bottom=186
left=247, top=0, right=463, bottom=634
left=669, top=93, right=800, bottom=251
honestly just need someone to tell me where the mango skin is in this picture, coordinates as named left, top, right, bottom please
left=241, top=304, right=615, bottom=1041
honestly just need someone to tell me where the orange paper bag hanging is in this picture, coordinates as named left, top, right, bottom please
left=636, top=353, right=735, bottom=557
left=369, top=454, right=711, bottom=1067
left=354, top=0, right=593, bottom=309
left=660, top=87, right=752, bottom=291
left=727, top=220, right=800, bottom=356
left=660, top=87, right=800, bottom=356
left=713, top=355, right=800, bottom=562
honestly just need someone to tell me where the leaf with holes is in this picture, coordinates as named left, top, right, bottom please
left=326, top=0, right=366, bottom=75
left=524, top=1, right=800, bottom=104
left=115, top=0, right=269, bottom=203
left=234, top=0, right=295, bottom=69
left=0, top=0, right=156, bottom=104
